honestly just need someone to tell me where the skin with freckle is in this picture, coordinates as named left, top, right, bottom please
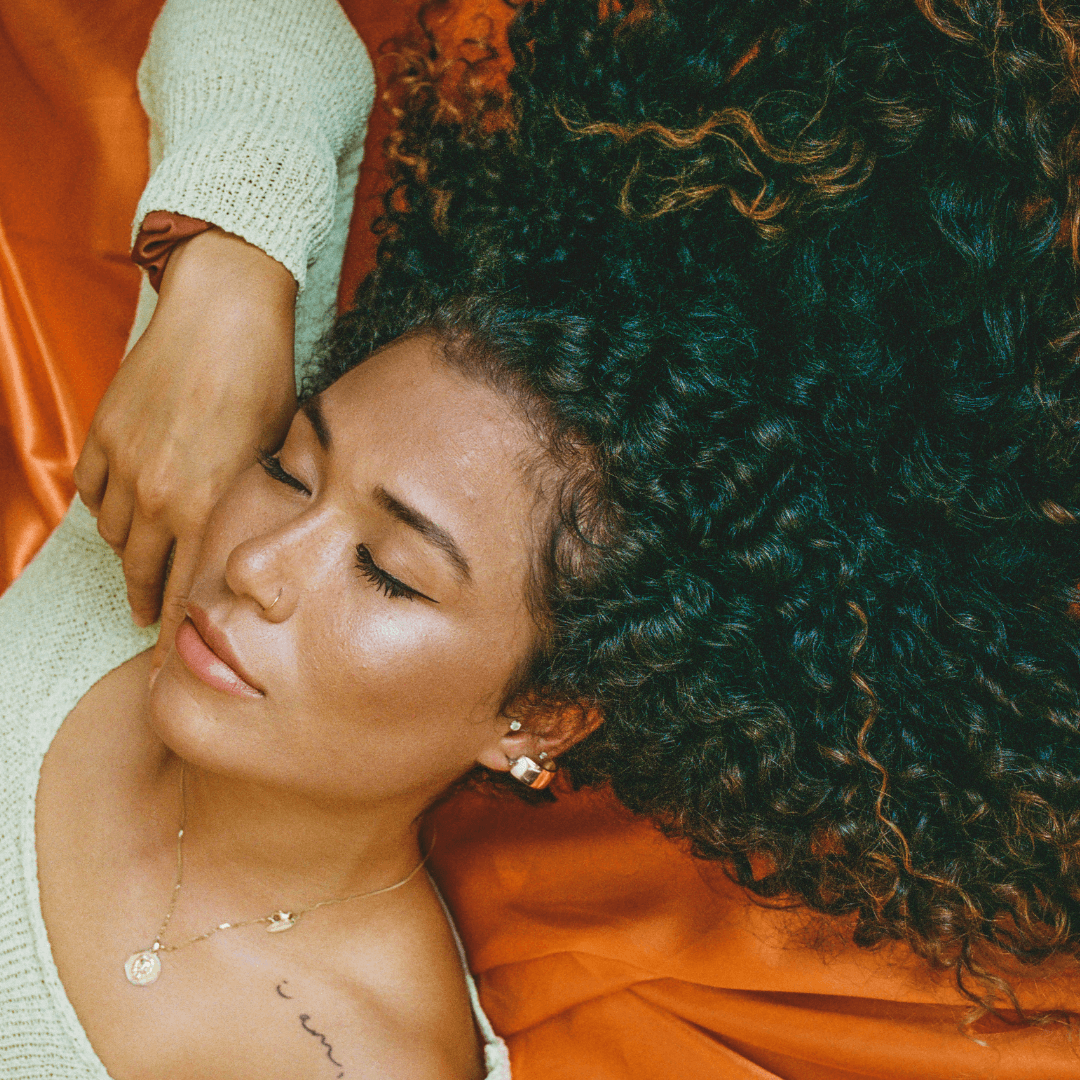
left=34, top=335, right=594, bottom=1080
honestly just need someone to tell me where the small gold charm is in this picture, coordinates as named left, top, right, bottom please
left=124, top=950, right=162, bottom=986
left=266, top=911, right=296, bottom=932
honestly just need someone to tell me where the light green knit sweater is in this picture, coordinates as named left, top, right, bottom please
left=0, top=1, right=511, bottom=1075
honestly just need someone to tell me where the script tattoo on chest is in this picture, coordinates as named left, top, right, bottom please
left=276, top=981, right=346, bottom=1078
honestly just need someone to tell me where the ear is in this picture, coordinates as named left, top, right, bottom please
left=475, top=699, right=603, bottom=775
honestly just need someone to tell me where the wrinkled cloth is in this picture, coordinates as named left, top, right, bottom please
left=0, top=0, right=159, bottom=589
left=430, top=781, right=1080, bottom=1079
left=130, top=209, right=210, bottom=291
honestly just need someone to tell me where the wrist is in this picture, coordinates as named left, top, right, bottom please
left=137, top=228, right=299, bottom=426
left=159, top=227, right=298, bottom=315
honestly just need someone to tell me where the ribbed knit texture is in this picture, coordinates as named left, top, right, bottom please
left=0, top=502, right=154, bottom=1079
left=134, top=0, right=373, bottom=291
left=130, top=0, right=373, bottom=378
left=0, top=0, right=511, bottom=1073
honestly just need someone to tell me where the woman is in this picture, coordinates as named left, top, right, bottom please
left=249, top=0, right=1080, bottom=1072
left=12, top=1, right=1080, bottom=1077
left=3, top=286, right=632, bottom=1074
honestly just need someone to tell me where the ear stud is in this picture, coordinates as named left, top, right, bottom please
left=509, top=719, right=522, bottom=732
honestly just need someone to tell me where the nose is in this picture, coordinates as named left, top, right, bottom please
left=223, top=511, right=328, bottom=623
left=224, top=536, right=293, bottom=622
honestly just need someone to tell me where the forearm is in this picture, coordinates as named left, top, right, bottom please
left=78, top=0, right=375, bottom=637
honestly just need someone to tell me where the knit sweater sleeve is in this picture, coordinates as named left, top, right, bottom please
left=133, top=0, right=374, bottom=291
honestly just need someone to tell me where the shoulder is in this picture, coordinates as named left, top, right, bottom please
left=318, top=883, right=490, bottom=1080
left=335, top=989, right=488, bottom=1080
left=0, top=499, right=152, bottom=660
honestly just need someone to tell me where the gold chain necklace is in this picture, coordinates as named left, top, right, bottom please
left=124, top=764, right=432, bottom=986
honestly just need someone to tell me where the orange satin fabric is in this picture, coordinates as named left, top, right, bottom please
left=2, top=3, right=1078, bottom=1078
left=0, top=0, right=159, bottom=587
left=430, top=780, right=1080, bottom=1079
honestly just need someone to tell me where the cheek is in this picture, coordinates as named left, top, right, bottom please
left=290, top=600, right=526, bottom=748
left=161, top=469, right=538, bottom=800
left=267, top=596, right=539, bottom=803
left=281, top=547, right=543, bottom=792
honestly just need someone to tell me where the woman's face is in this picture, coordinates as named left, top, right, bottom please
left=150, top=334, right=549, bottom=805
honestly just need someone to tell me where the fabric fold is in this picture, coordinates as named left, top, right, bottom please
left=129, top=209, right=211, bottom=291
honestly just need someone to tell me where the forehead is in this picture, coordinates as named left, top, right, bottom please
left=318, top=335, right=532, bottom=471
left=315, top=335, right=548, bottom=581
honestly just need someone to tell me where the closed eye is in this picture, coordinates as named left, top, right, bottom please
left=259, top=452, right=436, bottom=603
left=258, top=452, right=310, bottom=495
left=356, top=544, right=438, bottom=604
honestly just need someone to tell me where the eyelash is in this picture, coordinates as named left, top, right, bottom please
left=257, top=452, right=309, bottom=494
left=355, top=544, right=420, bottom=601
left=259, top=452, right=425, bottom=603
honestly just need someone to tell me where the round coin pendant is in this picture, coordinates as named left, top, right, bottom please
left=124, top=950, right=162, bottom=986
left=266, top=911, right=296, bottom=932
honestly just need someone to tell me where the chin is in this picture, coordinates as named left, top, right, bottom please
left=146, top=650, right=269, bottom=777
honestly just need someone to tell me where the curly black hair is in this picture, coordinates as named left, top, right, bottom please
left=316, top=0, right=1080, bottom=1017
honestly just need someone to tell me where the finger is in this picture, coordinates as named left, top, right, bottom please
left=73, top=436, right=109, bottom=516
left=122, top=512, right=177, bottom=627
left=151, top=537, right=201, bottom=676
left=96, top=477, right=135, bottom=554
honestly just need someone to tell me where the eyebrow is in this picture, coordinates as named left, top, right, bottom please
left=373, top=486, right=472, bottom=585
left=301, top=396, right=332, bottom=451
left=300, top=396, right=471, bottom=585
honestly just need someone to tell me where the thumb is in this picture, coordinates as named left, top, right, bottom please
left=150, top=537, right=201, bottom=679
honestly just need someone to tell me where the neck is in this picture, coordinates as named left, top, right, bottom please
left=137, top=745, right=428, bottom=914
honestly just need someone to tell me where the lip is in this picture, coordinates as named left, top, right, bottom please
left=177, top=605, right=265, bottom=698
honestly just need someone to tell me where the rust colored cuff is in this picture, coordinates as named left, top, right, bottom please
left=131, top=210, right=213, bottom=292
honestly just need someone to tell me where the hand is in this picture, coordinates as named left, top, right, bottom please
left=74, top=228, right=297, bottom=672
